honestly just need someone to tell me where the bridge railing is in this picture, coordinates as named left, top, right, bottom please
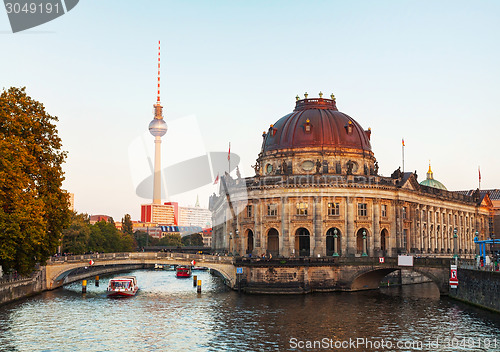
left=48, top=253, right=453, bottom=268
left=0, top=270, right=41, bottom=287
left=49, top=253, right=126, bottom=263
left=48, top=252, right=234, bottom=265
left=234, top=256, right=453, bottom=267
left=458, top=258, right=500, bottom=272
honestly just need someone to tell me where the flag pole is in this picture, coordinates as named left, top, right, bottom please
left=229, top=142, right=231, bottom=174
left=478, top=166, right=481, bottom=190
left=402, top=138, right=405, bottom=173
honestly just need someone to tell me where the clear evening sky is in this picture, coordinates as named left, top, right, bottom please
left=1, top=0, right=499, bottom=221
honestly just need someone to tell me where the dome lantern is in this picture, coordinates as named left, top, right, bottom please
left=420, top=162, right=447, bottom=190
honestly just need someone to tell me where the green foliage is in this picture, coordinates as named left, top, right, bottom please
left=60, top=214, right=135, bottom=254
left=61, top=213, right=90, bottom=254
left=181, top=233, right=204, bottom=246
left=134, top=230, right=158, bottom=248
left=121, top=214, right=133, bottom=235
left=158, top=233, right=182, bottom=247
left=120, top=231, right=135, bottom=252
left=88, top=220, right=134, bottom=253
left=0, top=87, right=71, bottom=274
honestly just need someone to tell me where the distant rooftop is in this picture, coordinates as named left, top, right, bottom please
left=454, top=189, right=500, bottom=201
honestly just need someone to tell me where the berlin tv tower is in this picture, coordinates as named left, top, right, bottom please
left=148, top=41, right=167, bottom=204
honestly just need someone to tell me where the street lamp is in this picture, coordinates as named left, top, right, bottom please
left=362, top=230, right=368, bottom=257
left=453, top=228, right=458, bottom=259
left=333, top=228, right=339, bottom=257
left=234, top=229, right=240, bottom=256
left=475, top=230, right=479, bottom=257
left=490, top=232, right=495, bottom=258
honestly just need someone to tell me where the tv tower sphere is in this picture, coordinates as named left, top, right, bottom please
left=149, top=117, right=167, bottom=137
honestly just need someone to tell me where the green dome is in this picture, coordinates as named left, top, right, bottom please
left=419, top=164, right=447, bottom=190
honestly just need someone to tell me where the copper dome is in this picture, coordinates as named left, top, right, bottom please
left=263, top=97, right=372, bottom=154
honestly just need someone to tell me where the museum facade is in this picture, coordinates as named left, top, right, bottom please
left=209, top=94, right=492, bottom=258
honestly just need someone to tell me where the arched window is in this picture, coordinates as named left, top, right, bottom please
left=295, top=227, right=310, bottom=257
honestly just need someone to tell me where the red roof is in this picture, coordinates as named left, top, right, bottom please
left=263, top=97, right=372, bottom=154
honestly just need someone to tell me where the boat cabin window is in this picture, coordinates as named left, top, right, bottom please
left=111, top=281, right=131, bottom=289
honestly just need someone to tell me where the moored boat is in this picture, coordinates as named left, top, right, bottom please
left=176, top=265, right=192, bottom=278
left=107, top=276, right=139, bottom=297
left=164, top=265, right=176, bottom=271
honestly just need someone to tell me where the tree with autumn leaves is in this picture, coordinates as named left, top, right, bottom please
left=0, top=87, right=71, bottom=275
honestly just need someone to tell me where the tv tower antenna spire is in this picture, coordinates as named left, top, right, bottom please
left=157, top=40, right=161, bottom=103
left=149, top=40, right=168, bottom=204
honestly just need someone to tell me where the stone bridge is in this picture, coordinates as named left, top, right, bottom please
left=234, top=257, right=453, bottom=295
left=45, top=252, right=236, bottom=290
left=45, top=253, right=452, bottom=295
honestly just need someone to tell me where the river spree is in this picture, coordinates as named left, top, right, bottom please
left=1, top=269, right=500, bottom=352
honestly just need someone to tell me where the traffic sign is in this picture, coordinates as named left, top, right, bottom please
left=450, top=264, right=458, bottom=288
left=236, top=267, right=243, bottom=274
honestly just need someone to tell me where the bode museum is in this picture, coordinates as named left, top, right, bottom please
left=209, top=94, right=492, bottom=258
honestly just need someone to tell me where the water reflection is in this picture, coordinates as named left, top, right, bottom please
left=0, top=270, right=499, bottom=351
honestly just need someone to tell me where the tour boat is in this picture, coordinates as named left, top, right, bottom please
left=176, top=265, right=192, bottom=278
left=192, top=266, right=209, bottom=271
left=107, top=276, right=139, bottom=297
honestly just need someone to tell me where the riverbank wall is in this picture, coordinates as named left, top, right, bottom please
left=0, top=270, right=46, bottom=306
left=449, top=268, right=500, bottom=313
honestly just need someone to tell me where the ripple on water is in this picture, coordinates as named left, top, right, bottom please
left=1, top=274, right=500, bottom=351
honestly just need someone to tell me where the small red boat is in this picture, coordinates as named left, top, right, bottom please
left=176, top=265, right=192, bottom=278
left=107, top=276, right=139, bottom=297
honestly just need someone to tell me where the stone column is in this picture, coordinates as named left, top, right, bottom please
left=346, top=197, right=355, bottom=256
left=252, top=198, right=260, bottom=257
left=432, top=207, right=437, bottom=252
left=313, top=196, right=324, bottom=257
left=422, top=208, right=426, bottom=252
left=395, top=202, right=401, bottom=251
left=281, top=196, right=290, bottom=257
left=410, top=204, right=417, bottom=253
left=435, top=208, right=440, bottom=252
left=238, top=211, right=245, bottom=256
left=389, top=200, right=398, bottom=256
left=342, top=198, right=348, bottom=256
left=460, top=214, right=464, bottom=253
left=255, top=200, right=263, bottom=255
left=287, top=198, right=293, bottom=256
left=373, top=199, right=381, bottom=256
left=427, top=207, right=432, bottom=252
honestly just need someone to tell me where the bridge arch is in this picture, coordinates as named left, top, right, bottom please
left=349, top=267, right=447, bottom=294
left=350, top=268, right=397, bottom=291
left=45, top=253, right=237, bottom=290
